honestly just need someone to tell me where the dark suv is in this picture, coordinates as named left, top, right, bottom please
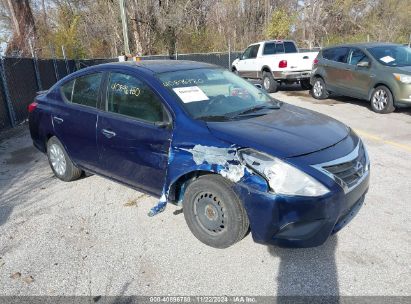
left=310, top=43, right=411, bottom=113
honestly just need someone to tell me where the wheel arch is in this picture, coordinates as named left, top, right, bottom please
left=167, top=170, right=218, bottom=205
left=368, top=82, right=395, bottom=102
left=261, top=65, right=272, bottom=74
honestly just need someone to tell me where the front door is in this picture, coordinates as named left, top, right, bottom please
left=97, top=72, right=172, bottom=196
left=345, top=48, right=373, bottom=99
left=237, top=45, right=259, bottom=78
left=52, top=72, right=103, bottom=172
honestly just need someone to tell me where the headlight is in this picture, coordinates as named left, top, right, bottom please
left=393, top=73, right=411, bottom=84
left=238, top=149, right=329, bottom=197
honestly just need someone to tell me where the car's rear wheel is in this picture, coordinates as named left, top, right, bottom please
left=47, top=136, right=82, bottom=182
left=370, top=86, right=395, bottom=114
left=262, top=71, right=278, bottom=93
left=311, top=77, right=329, bottom=99
left=300, top=79, right=312, bottom=90
left=183, top=175, right=249, bottom=248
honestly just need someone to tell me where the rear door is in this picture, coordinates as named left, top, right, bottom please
left=321, top=47, right=350, bottom=92
left=53, top=72, right=103, bottom=171
left=97, top=71, right=172, bottom=196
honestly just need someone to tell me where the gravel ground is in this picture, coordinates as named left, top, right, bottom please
left=0, top=88, right=410, bottom=296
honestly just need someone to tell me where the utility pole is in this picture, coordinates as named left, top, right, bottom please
left=119, top=0, right=130, bottom=55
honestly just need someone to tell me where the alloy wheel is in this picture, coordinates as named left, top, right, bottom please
left=49, top=143, right=67, bottom=176
left=372, top=89, right=388, bottom=111
left=263, top=77, right=270, bottom=90
left=313, top=80, right=323, bottom=97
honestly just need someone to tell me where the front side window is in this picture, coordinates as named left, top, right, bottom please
left=243, top=45, right=259, bottom=59
left=249, top=45, right=260, bottom=58
left=348, top=49, right=369, bottom=65
left=60, top=73, right=102, bottom=108
left=107, top=73, right=166, bottom=123
left=241, top=46, right=253, bottom=59
left=157, top=68, right=280, bottom=121
left=367, top=45, right=411, bottom=67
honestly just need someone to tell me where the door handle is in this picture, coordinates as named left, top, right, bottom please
left=101, top=129, right=116, bottom=138
left=53, top=116, right=64, bottom=124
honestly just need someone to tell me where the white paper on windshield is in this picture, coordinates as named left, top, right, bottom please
left=380, top=56, right=395, bottom=63
left=173, top=86, right=209, bottom=103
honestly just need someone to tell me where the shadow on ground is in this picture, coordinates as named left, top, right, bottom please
left=268, top=236, right=339, bottom=300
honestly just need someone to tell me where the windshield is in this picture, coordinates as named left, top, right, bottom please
left=367, top=45, right=411, bottom=67
left=157, top=68, right=280, bottom=121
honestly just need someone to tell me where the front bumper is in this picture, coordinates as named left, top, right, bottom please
left=272, top=70, right=312, bottom=81
left=394, top=83, right=411, bottom=107
left=234, top=170, right=369, bottom=248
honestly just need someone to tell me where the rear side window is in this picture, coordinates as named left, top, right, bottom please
left=61, top=73, right=102, bottom=108
left=322, top=47, right=350, bottom=63
left=107, top=73, right=166, bottom=123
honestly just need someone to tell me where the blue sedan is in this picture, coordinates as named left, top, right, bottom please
left=28, top=60, right=370, bottom=248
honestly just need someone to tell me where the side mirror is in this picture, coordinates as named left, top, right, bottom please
left=357, top=61, right=370, bottom=68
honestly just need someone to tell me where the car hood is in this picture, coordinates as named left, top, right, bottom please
left=206, top=103, right=350, bottom=158
left=396, top=65, right=411, bottom=74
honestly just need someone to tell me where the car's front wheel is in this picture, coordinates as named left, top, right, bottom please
left=370, top=85, right=395, bottom=114
left=47, top=136, right=82, bottom=182
left=311, top=77, right=329, bottom=99
left=183, top=175, right=249, bottom=248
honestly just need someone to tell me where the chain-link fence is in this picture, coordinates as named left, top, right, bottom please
left=0, top=49, right=279, bottom=131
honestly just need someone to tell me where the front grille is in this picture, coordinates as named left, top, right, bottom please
left=323, top=142, right=367, bottom=189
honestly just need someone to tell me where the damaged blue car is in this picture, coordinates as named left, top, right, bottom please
left=29, top=60, right=370, bottom=248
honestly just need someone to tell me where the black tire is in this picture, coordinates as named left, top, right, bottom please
left=370, top=85, right=395, bottom=114
left=232, top=67, right=239, bottom=75
left=300, top=79, right=312, bottom=90
left=47, top=136, right=82, bottom=182
left=262, top=71, right=278, bottom=93
left=311, top=77, right=329, bottom=99
left=183, top=175, right=249, bottom=248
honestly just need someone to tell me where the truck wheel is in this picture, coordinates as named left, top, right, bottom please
left=370, top=86, right=395, bottom=114
left=262, top=72, right=278, bottom=93
left=47, top=136, right=82, bottom=182
left=183, top=175, right=249, bottom=248
left=300, top=79, right=312, bottom=90
left=311, top=77, right=329, bottom=99
left=232, top=68, right=239, bottom=75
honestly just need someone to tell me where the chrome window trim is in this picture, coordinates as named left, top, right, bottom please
left=312, top=140, right=370, bottom=193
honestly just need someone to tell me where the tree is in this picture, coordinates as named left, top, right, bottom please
left=264, top=8, right=294, bottom=40
left=5, top=0, right=37, bottom=56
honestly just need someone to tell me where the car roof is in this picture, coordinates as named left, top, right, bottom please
left=97, top=60, right=218, bottom=74
left=322, top=42, right=403, bottom=50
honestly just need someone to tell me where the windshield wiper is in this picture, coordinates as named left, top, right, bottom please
left=195, top=115, right=233, bottom=122
left=230, top=103, right=281, bottom=118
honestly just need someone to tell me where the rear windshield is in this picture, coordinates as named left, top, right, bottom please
left=263, top=41, right=297, bottom=55
left=367, top=45, right=411, bottom=67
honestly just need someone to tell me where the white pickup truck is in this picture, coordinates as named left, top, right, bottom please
left=232, top=40, right=319, bottom=92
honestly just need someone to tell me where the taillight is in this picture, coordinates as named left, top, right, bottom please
left=313, top=58, right=319, bottom=65
left=28, top=102, right=38, bottom=113
left=278, top=60, right=287, bottom=68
